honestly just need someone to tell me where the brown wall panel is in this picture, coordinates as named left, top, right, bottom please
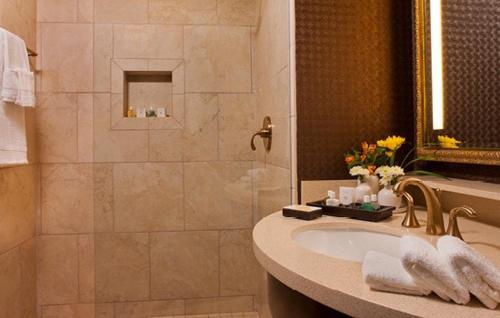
left=296, top=0, right=415, bottom=182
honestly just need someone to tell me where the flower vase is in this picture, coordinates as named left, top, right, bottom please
left=378, top=185, right=403, bottom=208
left=365, top=175, right=380, bottom=195
left=354, top=178, right=372, bottom=203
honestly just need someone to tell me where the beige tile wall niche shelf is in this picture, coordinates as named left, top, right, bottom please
left=110, top=58, right=185, bottom=130
left=123, top=71, right=173, bottom=117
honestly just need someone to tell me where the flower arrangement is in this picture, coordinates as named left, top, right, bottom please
left=375, top=166, right=405, bottom=186
left=344, top=136, right=407, bottom=170
left=345, top=135, right=443, bottom=186
left=344, top=141, right=386, bottom=174
left=438, top=135, right=461, bottom=149
left=349, top=166, right=370, bottom=180
left=344, top=135, right=446, bottom=208
left=376, top=135, right=406, bottom=166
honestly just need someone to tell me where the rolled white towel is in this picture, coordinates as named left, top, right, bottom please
left=400, top=235, right=470, bottom=304
left=362, top=250, right=431, bottom=296
left=438, top=235, right=500, bottom=309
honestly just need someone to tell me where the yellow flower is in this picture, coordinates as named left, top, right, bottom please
left=438, top=135, right=461, bottom=149
left=385, top=151, right=394, bottom=158
left=377, top=140, right=387, bottom=148
left=377, top=136, right=405, bottom=151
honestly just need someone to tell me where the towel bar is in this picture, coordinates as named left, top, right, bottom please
left=27, top=48, right=37, bottom=57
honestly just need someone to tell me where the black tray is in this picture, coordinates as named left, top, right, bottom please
left=306, top=200, right=394, bottom=222
left=282, top=206, right=322, bottom=220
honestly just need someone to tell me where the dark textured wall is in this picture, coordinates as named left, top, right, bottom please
left=296, top=1, right=415, bottom=182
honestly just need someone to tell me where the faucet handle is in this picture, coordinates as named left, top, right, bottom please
left=446, top=206, right=477, bottom=240
left=401, top=192, right=420, bottom=228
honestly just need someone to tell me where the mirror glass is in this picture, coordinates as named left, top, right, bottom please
left=422, top=0, right=500, bottom=150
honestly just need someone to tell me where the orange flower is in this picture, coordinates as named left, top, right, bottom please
left=368, top=144, right=377, bottom=154
left=345, top=155, right=355, bottom=164
left=361, top=142, right=369, bottom=155
left=360, top=154, right=367, bottom=162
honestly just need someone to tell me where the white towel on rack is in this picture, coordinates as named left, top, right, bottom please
left=438, top=235, right=500, bottom=309
left=400, top=235, right=470, bottom=304
left=0, top=27, right=34, bottom=107
left=362, top=250, right=432, bottom=296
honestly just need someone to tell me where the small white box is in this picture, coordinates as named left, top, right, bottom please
left=137, top=108, right=146, bottom=118
left=339, top=186, right=355, bottom=205
left=157, top=107, right=166, bottom=118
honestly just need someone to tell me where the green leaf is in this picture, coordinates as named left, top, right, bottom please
left=402, top=155, right=431, bottom=169
left=401, top=147, right=416, bottom=167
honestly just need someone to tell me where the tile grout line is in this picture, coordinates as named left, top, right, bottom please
left=76, top=235, right=81, bottom=303
left=250, top=26, right=254, bottom=94
left=148, top=232, right=152, bottom=302
left=182, top=161, right=186, bottom=231
left=218, top=230, right=221, bottom=300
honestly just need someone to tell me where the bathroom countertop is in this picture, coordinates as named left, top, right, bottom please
left=253, top=210, right=500, bottom=318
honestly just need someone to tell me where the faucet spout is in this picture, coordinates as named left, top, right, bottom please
left=394, top=177, right=445, bottom=235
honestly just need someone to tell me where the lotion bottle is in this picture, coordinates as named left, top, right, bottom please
left=370, top=194, right=380, bottom=210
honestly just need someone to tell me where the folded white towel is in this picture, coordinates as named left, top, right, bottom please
left=400, top=235, right=470, bottom=304
left=0, top=28, right=34, bottom=107
left=362, top=250, right=431, bottom=296
left=438, top=235, right=500, bottom=309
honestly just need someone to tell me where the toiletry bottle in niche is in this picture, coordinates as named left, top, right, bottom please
left=127, top=106, right=136, bottom=118
left=157, top=107, right=166, bottom=118
left=146, top=107, right=157, bottom=117
left=137, top=107, right=146, bottom=118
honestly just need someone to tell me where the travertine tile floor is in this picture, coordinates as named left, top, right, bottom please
left=156, top=312, right=259, bottom=318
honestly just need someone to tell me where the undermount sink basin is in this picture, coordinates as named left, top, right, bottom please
left=293, top=228, right=401, bottom=262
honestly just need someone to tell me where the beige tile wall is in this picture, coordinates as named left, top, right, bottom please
left=252, top=1, right=293, bottom=318
left=36, top=1, right=268, bottom=317
left=253, top=0, right=292, bottom=220
left=0, top=0, right=38, bottom=317
left=0, top=166, right=38, bottom=318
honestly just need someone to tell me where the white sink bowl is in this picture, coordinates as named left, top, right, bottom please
left=293, top=228, right=401, bottom=262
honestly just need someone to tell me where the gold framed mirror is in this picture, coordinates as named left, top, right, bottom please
left=414, top=0, right=500, bottom=165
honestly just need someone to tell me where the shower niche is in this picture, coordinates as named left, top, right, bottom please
left=123, top=71, right=173, bottom=118
left=110, top=58, right=184, bottom=130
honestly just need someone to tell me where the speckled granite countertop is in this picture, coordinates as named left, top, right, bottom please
left=253, top=211, right=500, bottom=318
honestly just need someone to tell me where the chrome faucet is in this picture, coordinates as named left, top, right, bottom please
left=394, top=177, right=446, bottom=235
